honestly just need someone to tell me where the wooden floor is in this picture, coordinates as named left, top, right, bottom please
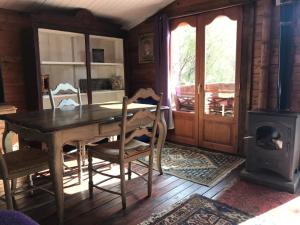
left=0, top=161, right=241, bottom=225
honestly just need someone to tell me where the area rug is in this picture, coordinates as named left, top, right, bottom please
left=144, top=142, right=245, bottom=186
left=139, top=194, right=253, bottom=225
left=217, top=180, right=299, bottom=215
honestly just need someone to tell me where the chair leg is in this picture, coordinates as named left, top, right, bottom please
left=28, top=174, right=35, bottom=196
left=3, top=179, right=13, bottom=209
left=88, top=152, right=93, bottom=199
left=148, top=153, right=154, bottom=197
left=128, top=162, right=132, bottom=180
left=11, top=179, right=18, bottom=207
left=81, top=144, right=86, bottom=166
left=120, top=163, right=126, bottom=209
left=77, top=149, right=82, bottom=185
left=62, top=153, right=65, bottom=174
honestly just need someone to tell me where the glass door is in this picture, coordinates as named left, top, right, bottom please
left=169, top=17, right=197, bottom=145
left=198, top=7, right=242, bottom=153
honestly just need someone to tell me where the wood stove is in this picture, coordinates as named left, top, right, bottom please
left=242, top=111, right=300, bottom=193
left=241, top=0, right=300, bottom=193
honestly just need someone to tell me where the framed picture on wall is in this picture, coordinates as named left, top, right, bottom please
left=138, top=33, right=154, bottom=64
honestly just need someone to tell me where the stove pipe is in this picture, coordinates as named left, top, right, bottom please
left=277, top=0, right=295, bottom=111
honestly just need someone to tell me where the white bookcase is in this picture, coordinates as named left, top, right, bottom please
left=38, top=28, right=125, bottom=109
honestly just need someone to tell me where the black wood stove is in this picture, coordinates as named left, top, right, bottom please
left=241, top=0, right=300, bottom=193
left=242, top=111, right=300, bottom=193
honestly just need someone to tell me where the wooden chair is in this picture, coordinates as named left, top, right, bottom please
left=0, top=145, right=53, bottom=210
left=49, top=83, right=86, bottom=184
left=87, top=88, right=162, bottom=209
left=49, top=83, right=108, bottom=184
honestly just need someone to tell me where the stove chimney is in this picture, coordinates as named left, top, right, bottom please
left=277, top=0, right=295, bottom=111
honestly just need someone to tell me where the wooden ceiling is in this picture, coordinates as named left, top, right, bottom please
left=0, top=0, right=175, bottom=29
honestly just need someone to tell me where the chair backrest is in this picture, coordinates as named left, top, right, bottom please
left=119, top=88, right=163, bottom=159
left=49, top=83, right=82, bottom=109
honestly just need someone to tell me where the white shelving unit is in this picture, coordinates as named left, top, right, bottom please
left=38, top=28, right=125, bottom=109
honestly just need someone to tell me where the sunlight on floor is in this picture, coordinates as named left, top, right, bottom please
left=63, top=162, right=140, bottom=195
left=240, top=196, right=300, bottom=225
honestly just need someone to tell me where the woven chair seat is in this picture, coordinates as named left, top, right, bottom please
left=89, top=139, right=150, bottom=163
left=2, top=148, right=49, bottom=179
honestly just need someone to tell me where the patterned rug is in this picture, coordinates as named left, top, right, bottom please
left=145, top=142, right=245, bottom=186
left=217, top=180, right=300, bottom=215
left=139, top=194, right=253, bottom=225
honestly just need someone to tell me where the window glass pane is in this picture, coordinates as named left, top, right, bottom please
left=170, top=24, right=196, bottom=112
left=204, top=16, right=237, bottom=117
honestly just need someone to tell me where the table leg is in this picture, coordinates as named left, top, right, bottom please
left=156, top=111, right=167, bottom=175
left=48, top=133, right=64, bottom=225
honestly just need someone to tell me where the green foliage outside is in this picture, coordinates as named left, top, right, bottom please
left=174, top=18, right=237, bottom=85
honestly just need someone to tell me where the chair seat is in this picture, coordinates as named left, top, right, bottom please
left=2, top=148, right=49, bottom=179
left=89, top=139, right=150, bottom=162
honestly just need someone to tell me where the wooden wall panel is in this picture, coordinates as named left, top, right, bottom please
left=0, top=9, right=31, bottom=111
left=126, top=18, right=156, bottom=96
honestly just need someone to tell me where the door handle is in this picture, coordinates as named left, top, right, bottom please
left=197, top=83, right=202, bottom=94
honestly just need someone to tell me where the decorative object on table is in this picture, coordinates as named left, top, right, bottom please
left=217, top=180, right=299, bottom=215
left=139, top=194, right=253, bottom=225
left=141, top=142, right=245, bottom=186
left=92, top=48, right=104, bottom=62
left=138, top=33, right=154, bottom=63
left=41, top=74, right=50, bottom=94
left=111, top=75, right=123, bottom=90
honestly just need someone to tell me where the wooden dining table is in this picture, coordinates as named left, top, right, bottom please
left=0, top=103, right=168, bottom=225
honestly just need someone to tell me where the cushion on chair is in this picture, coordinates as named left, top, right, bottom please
left=89, top=139, right=150, bottom=162
left=2, top=148, right=49, bottom=179
left=0, top=210, right=39, bottom=225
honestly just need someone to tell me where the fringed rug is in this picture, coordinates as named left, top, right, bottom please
left=145, top=142, right=245, bottom=186
left=139, top=194, right=254, bottom=225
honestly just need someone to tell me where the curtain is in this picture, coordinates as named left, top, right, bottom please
left=154, top=14, right=174, bottom=129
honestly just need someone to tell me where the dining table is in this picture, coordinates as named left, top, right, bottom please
left=0, top=103, right=168, bottom=225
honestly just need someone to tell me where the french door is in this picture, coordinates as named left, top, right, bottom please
left=170, top=6, right=242, bottom=153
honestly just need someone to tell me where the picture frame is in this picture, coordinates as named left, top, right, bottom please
left=138, top=33, right=154, bottom=64
left=92, top=48, right=104, bottom=62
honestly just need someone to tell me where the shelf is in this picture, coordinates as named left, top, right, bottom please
left=41, top=61, right=85, bottom=65
left=91, top=62, right=123, bottom=66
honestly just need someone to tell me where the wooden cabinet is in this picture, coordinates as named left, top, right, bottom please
left=23, top=9, right=126, bottom=110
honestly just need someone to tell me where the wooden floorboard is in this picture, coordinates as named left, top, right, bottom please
left=0, top=161, right=242, bottom=225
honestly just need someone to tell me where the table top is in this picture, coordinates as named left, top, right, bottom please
left=0, top=103, right=168, bottom=133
